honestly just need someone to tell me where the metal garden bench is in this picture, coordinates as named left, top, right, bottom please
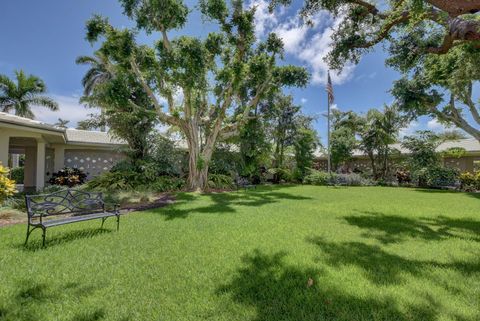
left=235, top=177, right=257, bottom=191
left=25, top=189, right=120, bottom=247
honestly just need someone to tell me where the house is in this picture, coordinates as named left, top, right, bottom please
left=315, top=138, right=480, bottom=173
left=0, top=112, right=125, bottom=190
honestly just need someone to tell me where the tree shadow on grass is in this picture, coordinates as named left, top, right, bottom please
left=343, top=211, right=480, bottom=244
left=18, top=228, right=113, bottom=252
left=157, top=187, right=312, bottom=220
left=216, top=249, right=441, bottom=321
left=306, top=237, right=480, bottom=285
left=0, top=280, right=107, bottom=321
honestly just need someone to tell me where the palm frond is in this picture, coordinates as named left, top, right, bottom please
left=27, top=96, right=59, bottom=111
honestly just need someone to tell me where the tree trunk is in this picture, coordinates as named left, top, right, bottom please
left=368, top=152, right=377, bottom=180
left=186, top=139, right=210, bottom=192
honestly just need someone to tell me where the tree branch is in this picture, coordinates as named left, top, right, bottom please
left=130, top=58, right=179, bottom=126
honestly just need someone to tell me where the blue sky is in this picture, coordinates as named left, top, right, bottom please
left=0, top=0, right=447, bottom=142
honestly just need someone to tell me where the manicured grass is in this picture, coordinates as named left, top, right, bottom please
left=1, top=186, right=479, bottom=321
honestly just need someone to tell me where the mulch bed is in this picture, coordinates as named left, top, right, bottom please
left=0, top=194, right=176, bottom=228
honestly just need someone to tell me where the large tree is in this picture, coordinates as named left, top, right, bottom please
left=391, top=46, right=480, bottom=141
left=85, top=0, right=309, bottom=191
left=272, top=0, right=480, bottom=69
left=0, top=70, right=58, bottom=119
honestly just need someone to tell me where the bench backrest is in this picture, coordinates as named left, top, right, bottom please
left=26, top=189, right=104, bottom=219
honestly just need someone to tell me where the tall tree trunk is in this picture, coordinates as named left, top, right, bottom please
left=368, top=151, right=377, bottom=179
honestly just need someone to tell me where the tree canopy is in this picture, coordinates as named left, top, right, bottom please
left=83, top=0, right=309, bottom=191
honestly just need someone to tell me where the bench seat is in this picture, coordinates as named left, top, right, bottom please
left=38, top=212, right=118, bottom=228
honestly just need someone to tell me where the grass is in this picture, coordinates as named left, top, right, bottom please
left=0, top=185, right=479, bottom=321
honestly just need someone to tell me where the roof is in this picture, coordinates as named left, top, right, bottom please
left=0, top=112, right=125, bottom=146
left=316, top=138, right=480, bottom=159
left=0, top=111, right=64, bottom=133
left=65, top=129, right=124, bottom=145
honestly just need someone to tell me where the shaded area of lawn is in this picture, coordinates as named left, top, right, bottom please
left=217, top=249, right=441, bottom=321
left=0, top=185, right=479, bottom=321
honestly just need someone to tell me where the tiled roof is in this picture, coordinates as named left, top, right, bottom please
left=65, top=129, right=124, bottom=145
left=0, top=112, right=125, bottom=146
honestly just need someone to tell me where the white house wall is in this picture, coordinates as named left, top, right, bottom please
left=64, top=149, right=124, bottom=179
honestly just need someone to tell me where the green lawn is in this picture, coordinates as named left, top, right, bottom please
left=1, top=186, right=479, bottom=321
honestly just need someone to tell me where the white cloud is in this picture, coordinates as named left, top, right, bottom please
left=399, top=120, right=419, bottom=138
left=31, top=94, right=99, bottom=127
left=301, top=98, right=308, bottom=104
left=427, top=118, right=448, bottom=132
left=273, top=16, right=310, bottom=54
left=248, top=0, right=280, bottom=38
left=250, top=4, right=356, bottom=86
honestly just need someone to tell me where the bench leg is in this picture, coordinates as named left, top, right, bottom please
left=24, top=224, right=32, bottom=246
left=116, top=215, right=120, bottom=231
left=101, top=217, right=107, bottom=229
left=41, top=227, right=47, bottom=247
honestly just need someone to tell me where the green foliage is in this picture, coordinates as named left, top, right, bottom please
left=303, top=170, right=370, bottom=186
left=239, top=118, right=270, bottom=181
left=330, top=127, right=356, bottom=168
left=417, top=166, right=459, bottom=187
left=209, top=145, right=241, bottom=176
left=149, top=134, right=188, bottom=176
left=10, top=167, right=24, bottom=184
left=294, top=127, right=318, bottom=181
left=303, top=170, right=334, bottom=185
left=86, top=171, right=136, bottom=191
left=49, top=168, right=87, bottom=187
left=358, top=105, right=406, bottom=180
left=146, top=176, right=185, bottom=193
left=401, top=131, right=441, bottom=170
left=0, top=70, right=58, bottom=119
left=207, top=173, right=234, bottom=189
left=442, top=147, right=467, bottom=159
left=267, top=167, right=293, bottom=183
left=459, top=172, right=479, bottom=191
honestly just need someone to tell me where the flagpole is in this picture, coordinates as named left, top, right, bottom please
left=327, top=89, right=331, bottom=174
left=326, top=71, right=331, bottom=175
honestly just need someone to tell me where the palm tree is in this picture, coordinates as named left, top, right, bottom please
left=76, top=52, right=112, bottom=96
left=54, top=118, right=70, bottom=128
left=76, top=52, right=113, bottom=131
left=0, top=70, right=58, bottom=119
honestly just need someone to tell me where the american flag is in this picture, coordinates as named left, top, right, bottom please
left=326, top=72, right=334, bottom=105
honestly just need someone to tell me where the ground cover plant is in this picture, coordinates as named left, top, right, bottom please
left=0, top=185, right=479, bottom=321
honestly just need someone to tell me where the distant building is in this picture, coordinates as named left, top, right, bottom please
left=315, top=138, right=480, bottom=173
left=0, top=112, right=125, bottom=190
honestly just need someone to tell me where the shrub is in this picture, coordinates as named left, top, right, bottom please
left=208, top=174, right=234, bottom=190
left=303, top=170, right=335, bottom=185
left=459, top=172, right=480, bottom=191
left=49, top=167, right=87, bottom=187
left=0, top=164, right=17, bottom=205
left=268, top=168, right=294, bottom=183
left=10, top=167, right=24, bottom=184
left=146, top=176, right=185, bottom=192
left=335, top=173, right=370, bottom=186
left=419, top=166, right=458, bottom=187
left=86, top=171, right=136, bottom=191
